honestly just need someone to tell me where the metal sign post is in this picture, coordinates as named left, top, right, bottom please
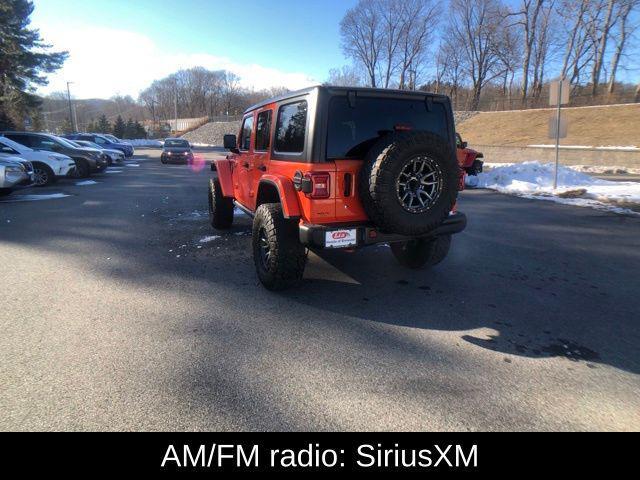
left=549, top=79, right=570, bottom=189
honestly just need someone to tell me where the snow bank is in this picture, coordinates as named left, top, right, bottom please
left=484, top=162, right=640, bottom=176
left=127, top=139, right=163, bottom=147
left=475, top=161, right=640, bottom=215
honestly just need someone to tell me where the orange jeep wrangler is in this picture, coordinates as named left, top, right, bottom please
left=208, top=86, right=466, bottom=290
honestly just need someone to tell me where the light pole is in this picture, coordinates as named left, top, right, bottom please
left=66, top=81, right=76, bottom=132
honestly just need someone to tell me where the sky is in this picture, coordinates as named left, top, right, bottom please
left=31, top=0, right=357, bottom=99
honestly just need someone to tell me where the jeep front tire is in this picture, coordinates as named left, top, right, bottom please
left=208, top=178, right=234, bottom=229
left=390, top=235, right=451, bottom=269
left=252, top=203, right=306, bottom=290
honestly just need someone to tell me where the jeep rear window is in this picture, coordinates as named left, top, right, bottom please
left=326, top=96, right=449, bottom=159
left=275, top=101, right=307, bottom=153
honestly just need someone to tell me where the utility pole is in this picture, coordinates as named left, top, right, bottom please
left=174, top=81, right=178, bottom=135
left=66, top=81, right=76, bottom=132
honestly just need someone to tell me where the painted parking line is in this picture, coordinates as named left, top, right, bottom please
left=75, top=180, right=99, bottom=186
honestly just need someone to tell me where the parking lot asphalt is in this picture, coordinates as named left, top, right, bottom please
left=1, top=148, right=639, bottom=431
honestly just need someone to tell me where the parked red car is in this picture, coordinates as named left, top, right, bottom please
left=456, top=133, right=483, bottom=176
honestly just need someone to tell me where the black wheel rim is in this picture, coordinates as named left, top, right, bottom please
left=258, top=228, right=271, bottom=270
left=396, top=155, right=443, bottom=213
left=33, top=168, right=48, bottom=186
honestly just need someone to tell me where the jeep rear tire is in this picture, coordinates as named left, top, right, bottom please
left=252, top=203, right=306, bottom=291
left=359, top=132, right=458, bottom=236
left=208, top=178, right=234, bottom=229
left=390, top=235, right=451, bottom=269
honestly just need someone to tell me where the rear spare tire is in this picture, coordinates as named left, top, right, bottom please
left=359, top=132, right=458, bottom=236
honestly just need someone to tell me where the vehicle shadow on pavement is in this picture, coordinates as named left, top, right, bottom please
left=284, top=191, right=640, bottom=375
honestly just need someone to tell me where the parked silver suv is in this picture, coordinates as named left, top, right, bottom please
left=0, top=156, right=33, bottom=196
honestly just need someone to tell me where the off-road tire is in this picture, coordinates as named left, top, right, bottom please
left=208, top=177, right=234, bottom=229
left=465, top=159, right=483, bottom=176
left=252, top=203, right=306, bottom=291
left=72, top=159, right=90, bottom=178
left=390, top=235, right=451, bottom=269
left=32, top=163, right=56, bottom=186
left=359, top=132, right=458, bottom=236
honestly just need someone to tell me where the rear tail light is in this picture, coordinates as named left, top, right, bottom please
left=343, top=173, right=352, bottom=197
left=304, top=172, right=330, bottom=198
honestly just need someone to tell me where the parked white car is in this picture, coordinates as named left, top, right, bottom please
left=0, top=135, right=76, bottom=186
left=0, top=156, right=32, bottom=196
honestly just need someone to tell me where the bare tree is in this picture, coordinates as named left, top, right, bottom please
left=340, top=1, right=383, bottom=87
left=495, top=17, right=522, bottom=104
left=607, top=0, right=639, bottom=93
left=530, top=1, right=556, bottom=98
left=506, top=0, right=545, bottom=103
left=378, top=0, right=403, bottom=87
left=326, top=65, right=364, bottom=86
left=587, top=0, right=616, bottom=96
left=438, top=31, right=466, bottom=107
left=447, top=0, right=506, bottom=109
left=559, top=0, right=589, bottom=80
left=396, top=0, right=439, bottom=90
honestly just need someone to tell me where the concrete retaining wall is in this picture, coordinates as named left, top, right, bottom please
left=475, top=145, right=640, bottom=168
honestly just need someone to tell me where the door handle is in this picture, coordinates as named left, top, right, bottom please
left=243, top=162, right=250, bottom=169
left=257, top=165, right=267, bottom=172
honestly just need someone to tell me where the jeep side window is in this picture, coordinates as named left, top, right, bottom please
left=240, top=115, right=254, bottom=151
left=255, top=110, right=272, bottom=151
left=275, top=101, right=307, bottom=153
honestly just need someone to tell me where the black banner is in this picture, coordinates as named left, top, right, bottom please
left=1, top=432, right=634, bottom=474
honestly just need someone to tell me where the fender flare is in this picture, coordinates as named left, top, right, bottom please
left=214, top=158, right=235, bottom=198
left=258, top=174, right=301, bottom=219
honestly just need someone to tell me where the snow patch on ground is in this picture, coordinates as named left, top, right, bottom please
left=475, top=161, right=640, bottom=215
left=127, top=139, right=163, bottom=147
left=484, top=162, right=640, bottom=176
left=199, top=235, right=221, bottom=243
left=75, top=180, right=98, bottom=186
left=0, top=193, right=70, bottom=202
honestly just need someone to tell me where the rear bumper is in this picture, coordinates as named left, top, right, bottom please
left=299, top=212, right=467, bottom=249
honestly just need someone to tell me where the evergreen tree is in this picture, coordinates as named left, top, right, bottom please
left=112, top=115, right=126, bottom=138
left=86, top=119, right=97, bottom=133
left=60, top=118, right=73, bottom=134
left=96, top=114, right=111, bottom=133
left=124, top=118, right=135, bottom=139
left=134, top=120, right=147, bottom=139
left=0, top=1, right=67, bottom=129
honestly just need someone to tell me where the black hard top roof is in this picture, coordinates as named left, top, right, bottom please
left=244, top=85, right=449, bottom=114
